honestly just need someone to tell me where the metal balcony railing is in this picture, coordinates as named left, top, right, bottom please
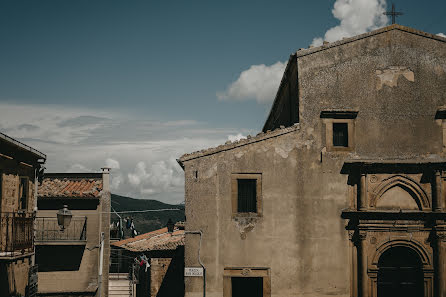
left=35, top=216, right=87, bottom=242
left=0, top=212, right=34, bottom=257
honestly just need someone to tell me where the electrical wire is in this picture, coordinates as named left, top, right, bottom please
left=106, top=208, right=182, bottom=214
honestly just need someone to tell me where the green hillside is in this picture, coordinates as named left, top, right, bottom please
left=110, top=194, right=185, bottom=236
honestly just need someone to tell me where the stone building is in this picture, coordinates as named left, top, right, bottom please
left=178, top=24, right=446, bottom=297
left=0, top=132, right=46, bottom=296
left=35, top=171, right=110, bottom=297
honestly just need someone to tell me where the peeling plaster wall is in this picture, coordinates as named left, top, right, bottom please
left=298, top=29, right=446, bottom=159
left=184, top=129, right=349, bottom=297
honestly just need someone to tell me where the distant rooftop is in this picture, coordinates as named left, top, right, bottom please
left=38, top=173, right=103, bottom=199
left=112, top=227, right=184, bottom=252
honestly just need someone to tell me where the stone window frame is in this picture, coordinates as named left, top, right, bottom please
left=231, top=173, right=262, bottom=218
left=321, top=110, right=358, bottom=152
left=223, top=267, right=271, bottom=297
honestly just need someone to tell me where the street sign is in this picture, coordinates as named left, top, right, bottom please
left=185, top=267, right=203, bottom=277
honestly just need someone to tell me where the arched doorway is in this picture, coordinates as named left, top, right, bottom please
left=377, top=246, right=424, bottom=297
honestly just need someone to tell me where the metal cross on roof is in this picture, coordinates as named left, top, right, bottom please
left=384, top=3, right=403, bottom=24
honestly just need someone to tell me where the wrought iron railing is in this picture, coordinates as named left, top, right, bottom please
left=35, top=216, right=87, bottom=242
left=0, top=212, right=34, bottom=257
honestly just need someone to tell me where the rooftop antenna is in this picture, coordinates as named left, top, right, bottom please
left=384, top=3, right=403, bottom=25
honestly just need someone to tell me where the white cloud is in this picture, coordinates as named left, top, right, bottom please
left=128, top=158, right=184, bottom=196
left=312, top=0, right=388, bottom=46
left=437, top=33, right=446, bottom=38
left=105, top=158, right=120, bottom=169
left=0, top=103, right=252, bottom=204
left=217, top=61, right=286, bottom=104
left=227, top=133, right=245, bottom=142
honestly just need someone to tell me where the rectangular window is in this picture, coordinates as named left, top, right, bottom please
left=237, top=179, right=257, bottom=213
left=231, top=174, right=262, bottom=216
left=333, top=122, right=349, bottom=147
left=19, top=177, right=28, bottom=210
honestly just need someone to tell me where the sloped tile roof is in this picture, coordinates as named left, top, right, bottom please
left=38, top=173, right=103, bottom=198
left=112, top=227, right=185, bottom=252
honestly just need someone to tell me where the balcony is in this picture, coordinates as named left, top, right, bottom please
left=0, top=212, right=34, bottom=259
left=35, top=216, right=87, bottom=245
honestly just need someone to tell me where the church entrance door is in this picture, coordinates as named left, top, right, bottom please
left=377, top=246, right=423, bottom=297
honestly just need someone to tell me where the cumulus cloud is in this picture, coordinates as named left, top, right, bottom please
left=105, top=158, right=120, bottom=169
left=312, top=0, right=388, bottom=46
left=217, top=61, right=286, bottom=104
left=437, top=33, right=446, bottom=38
left=227, top=133, right=245, bottom=142
left=128, top=158, right=184, bottom=196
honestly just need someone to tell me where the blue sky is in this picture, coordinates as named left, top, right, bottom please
left=0, top=0, right=445, bottom=203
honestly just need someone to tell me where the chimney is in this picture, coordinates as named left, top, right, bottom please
left=167, top=218, right=174, bottom=233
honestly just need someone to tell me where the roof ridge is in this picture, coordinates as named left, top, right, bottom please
left=178, top=123, right=300, bottom=163
left=295, top=24, right=446, bottom=58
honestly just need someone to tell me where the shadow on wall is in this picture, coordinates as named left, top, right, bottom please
left=0, top=264, right=9, bottom=296
left=36, top=245, right=85, bottom=271
left=157, top=247, right=185, bottom=297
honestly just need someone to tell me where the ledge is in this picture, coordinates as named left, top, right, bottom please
left=341, top=209, right=446, bottom=220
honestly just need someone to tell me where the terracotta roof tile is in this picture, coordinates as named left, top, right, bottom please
left=112, top=227, right=184, bottom=252
left=38, top=174, right=103, bottom=199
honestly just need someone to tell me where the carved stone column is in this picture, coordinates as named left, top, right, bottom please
left=436, top=231, right=446, bottom=297
left=434, top=171, right=443, bottom=211
left=358, top=231, right=368, bottom=297
left=349, top=231, right=358, bottom=297
left=359, top=174, right=367, bottom=211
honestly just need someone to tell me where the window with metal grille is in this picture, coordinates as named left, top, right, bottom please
left=19, top=177, right=28, bottom=210
left=237, top=179, right=257, bottom=213
left=333, top=123, right=349, bottom=147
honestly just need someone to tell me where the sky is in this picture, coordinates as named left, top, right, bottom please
left=0, top=0, right=445, bottom=204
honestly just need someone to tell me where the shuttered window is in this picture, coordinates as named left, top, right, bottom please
left=237, top=179, right=257, bottom=213
left=19, top=177, right=28, bottom=210
left=333, top=123, right=349, bottom=147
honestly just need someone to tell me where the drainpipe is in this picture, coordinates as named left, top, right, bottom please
left=185, top=230, right=205, bottom=297
left=98, top=232, right=104, bottom=297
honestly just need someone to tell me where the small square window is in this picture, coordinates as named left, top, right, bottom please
left=231, top=174, right=262, bottom=216
left=237, top=179, right=257, bottom=213
left=333, top=123, right=349, bottom=147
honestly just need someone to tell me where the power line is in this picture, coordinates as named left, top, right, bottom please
left=107, top=208, right=182, bottom=214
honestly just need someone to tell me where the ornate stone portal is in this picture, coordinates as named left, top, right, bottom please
left=341, top=160, right=446, bottom=297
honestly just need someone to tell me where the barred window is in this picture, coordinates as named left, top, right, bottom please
left=237, top=179, right=257, bottom=213
left=19, top=177, right=28, bottom=210
left=333, top=123, right=349, bottom=147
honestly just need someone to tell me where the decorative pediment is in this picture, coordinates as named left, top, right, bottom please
left=370, top=175, right=429, bottom=210
left=341, top=160, right=446, bottom=213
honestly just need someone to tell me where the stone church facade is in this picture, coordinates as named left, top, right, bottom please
left=178, top=25, right=446, bottom=297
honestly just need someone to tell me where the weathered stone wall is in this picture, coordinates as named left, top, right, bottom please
left=183, top=26, right=446, bottom=297
left=184, top=127, right=344, bottom=297
left=0, top=157, right=36, bottom=213
left=298, top=29, right=446, bottom=160
left=151, top=258, right=172, bottom=296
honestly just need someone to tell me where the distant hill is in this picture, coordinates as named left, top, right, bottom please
left=110, top=194, right=185, bottom=236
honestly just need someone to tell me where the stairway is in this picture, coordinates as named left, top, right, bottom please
left=109, top=273, right=132, bottom=297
